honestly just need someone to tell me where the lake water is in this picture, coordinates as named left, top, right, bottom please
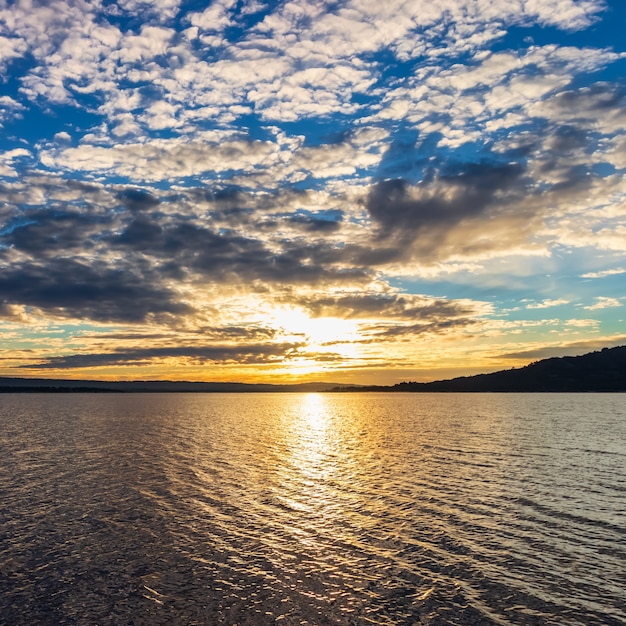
left=0, top=392, right=624, bottom=625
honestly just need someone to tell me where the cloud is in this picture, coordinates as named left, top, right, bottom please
left=525, top=0, right=605, bottom=30
left=583, top=297, right=623, bottom=310
left=365, top=161, right=526, bottom=239
left=19, top=341, right=306, bottom=369
left=115, top=25, right=175, bottom=64
left=110, top=213, right=371, bottom=286
left=360, top=317, right=478, bottom=339
left=290, top=291, right=485, bottom=320
left=116, top=187, right=161, bottom=211
left=284, top=130, right=386, bottom=181
left=0, top=180, right=374, bottom=327
left=529, top=82, right=626, bottom=136
left=497, top=336, right=626, bottom=361
left=0, top=95, right=25, bottom=128
left=581, top=268, right=626, bottom=279
left=0, top=33, right=29, bottom=76
left=116, top=0, right=181, bottom=21
left=40, top=136, right=280, bottom=181
left=0, top=256, right=192, bottom=323
left=526, top=298, right=570, bottom=309
left=187, top=0, right=237, bottom=32
left=286, top=211, right=343, bottom=233
left=0, top=147, right=31, bottom=176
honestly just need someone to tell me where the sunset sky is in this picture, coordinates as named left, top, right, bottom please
left=1, top=0, right=625, bottom=384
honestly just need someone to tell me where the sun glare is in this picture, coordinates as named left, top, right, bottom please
left=300, top=392, right=329, bottom=431
left=270, top=306, right=360, bottom=348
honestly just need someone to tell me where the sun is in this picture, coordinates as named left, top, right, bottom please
left=269, top=306, right=360, bottom=349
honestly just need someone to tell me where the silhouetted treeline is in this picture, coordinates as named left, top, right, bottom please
left=332, top=346, right=626, bottom=392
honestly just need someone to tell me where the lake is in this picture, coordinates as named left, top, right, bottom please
left=0, top=393, right=624, bottom=625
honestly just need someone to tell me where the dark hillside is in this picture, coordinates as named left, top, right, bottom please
left=394, top=346, right=626, bottom=392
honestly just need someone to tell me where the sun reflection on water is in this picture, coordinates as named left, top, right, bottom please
left=285, top=394, right=335, bottom=500
left=4, top=394, right=624, bottom=625
left=298, top=393, right=329, bottom=437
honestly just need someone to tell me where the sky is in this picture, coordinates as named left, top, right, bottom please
left=0, top=0, right=625, bottom=385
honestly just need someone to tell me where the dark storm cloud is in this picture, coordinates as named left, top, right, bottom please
left=1, top=173, right=502, bottom=328
left=0, top=259, right=191, bottom=322
left=115, top=217, right=163, bottom=245
left=365, top=161, right=526, bottom=237
left=0, top=187, right=371, bottom=324
left=21, top=342, right=306, bottom=369
left=195, top=325, right=278, bottom=340
left=546, top=125, right=589, bottom=154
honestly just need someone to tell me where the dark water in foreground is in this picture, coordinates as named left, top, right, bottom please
left=0, top=393, right=624, bottom=625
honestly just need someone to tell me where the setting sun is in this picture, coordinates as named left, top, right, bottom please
left=0, top=0, right=623, bottom=386
left=270, top=306, right=360, bottom=347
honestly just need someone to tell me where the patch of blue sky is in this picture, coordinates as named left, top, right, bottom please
left=228, top=115, right=276, bottom=142
left=287, top=208, right=343, bottom=222
left=0, top=217, right=38, bottom=238
left=360, top=48, right=422, bottom=81
left=387, top=276, right=512, bottom=304
left=4, top=103, right=97, bottom=148
left=522, top=6, right=624, bottom=51
left=278, top=117, right=365, bottom=148
left=387, top=254, right=618, bottom=307
left=15, top=322, right=125, bottom=343
left=569, top=58, right=626, bottom=88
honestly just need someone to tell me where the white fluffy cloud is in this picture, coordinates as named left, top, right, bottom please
left=581, top=268, right=626, bottom=279
left=583, top=297, right=623, bottom=310
left=0, top=147, right=31, bottom=177
left=526, top=298, right=570, bottom=309
left=0, top=0, right=608, bottom=138
left=40, top=136, right=281, bottom=181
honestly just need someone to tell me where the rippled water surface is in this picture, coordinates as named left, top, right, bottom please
left=1, top=392, right=625, bottom=625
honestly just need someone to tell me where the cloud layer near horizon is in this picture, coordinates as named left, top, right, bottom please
left=0, top=0, right=625, bottom=382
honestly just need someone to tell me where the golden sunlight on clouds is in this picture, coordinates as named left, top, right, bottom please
left=270, top=306, right=361, bottom=348
left=1, top=0, right=624, bottom=385
left=267, top=306, right=363, bottom=377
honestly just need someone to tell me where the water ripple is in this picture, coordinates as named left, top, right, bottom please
left=1, top=392, right=624, bottom=625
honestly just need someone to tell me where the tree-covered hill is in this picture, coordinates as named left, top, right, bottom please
left=336, top=346, right=626, bottom=392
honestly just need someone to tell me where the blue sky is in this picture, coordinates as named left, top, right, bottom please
left=0, top=0, right=625, bottom=383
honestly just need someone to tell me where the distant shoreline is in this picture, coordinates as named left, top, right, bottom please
left=1, top=388, right=623, bottom=393
left=1, top=346, right=624, bottom=393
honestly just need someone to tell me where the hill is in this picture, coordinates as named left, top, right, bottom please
left=334, top=346, right=626, bottom=392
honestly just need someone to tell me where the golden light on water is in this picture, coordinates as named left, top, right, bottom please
left=272, top=393, right=347, bottom=533
left=4, top=391, right=624, bottom=623
left=290, top=393, right=333, bottom=480
left=299, top=392, right=329, bottom=430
